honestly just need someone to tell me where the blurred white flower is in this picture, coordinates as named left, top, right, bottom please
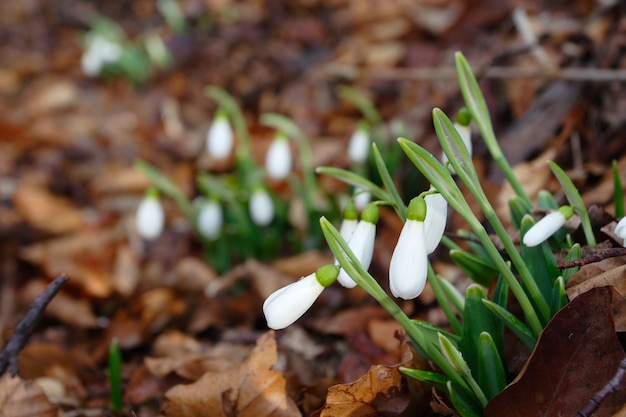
left=336, top=203, right=378, bottom=288
left=353, top=187, right=371, bottom=211
left=136, top=191, right=164, bottom=241
left=206, top=110, right=234, bottom=159
left=389, top=197, right=428, bottom=300
left=81, top=35, right=123, bottom=77
left=249, top=188, right=274, bottom=226
left=196, top=198, right=223, bottom=240
left=347, top=124, right=370, bottom=164
left=265, top=134, right=292, bottom=180
left=616, top=217, right=626, bottom=246
left=522, top=206, right=573, bottom=247
left=263, top=265, right=339, bottom=329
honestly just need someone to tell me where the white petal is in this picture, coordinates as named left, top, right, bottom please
left=339, top=219, right=358, bottom=241
left=353, top=188, right=371, bottom=211
left=336, top=220, right=376, bottom=288
left=263, top=273, right=325, bottom=329
left=265, top=138, right=292, bottom=180
left=389, top=220, right=428, bottom=300
left=347, top=129, right=370, bottom=164
left=424, top=192, right=448, bottom=254
left=136, top=197, right=164, bottom=240
left=522, top=211, right=566, bottom=247
left=616, top=217, right=626, bottom=246
left=206, top=118, right=234, bottom=159
left=197, top=200, right=223, bottom=239
left=249, top=189, right=274, bottom=226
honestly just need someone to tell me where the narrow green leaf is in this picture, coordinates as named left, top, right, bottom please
left=548, top=160, right=596, bottom=246
left=371, top=143, right=407, bottom=220
left=561, top=243, right=581, bottom=283
left=450, top=249, right=499, bottom=287
left=537, top=189, right=559, bottom=210
left=135, top=160, right=192, bottom=218
left=316, top=166, right=389, bottom=202
left=400, top=367, right=450, bottom=392
left=433, top=108, right=479, bottom=184
left=428, top=263, right=463, bottom=334
left=108, top=338, right=123, bottom=413
left=438, top=276, right=466, bottom=315
left=509, top=195, right=533, bottom=230
left=477, top=332, right=507, bottom=400
left=614, top=160, right=624, bottom=218
left=447, top=381, right=484, bottom=417
left=482, top=299, right=537, bottom=350
left=551, top=276, right=568, bottom=312
left=337, top=85, right=382, bottom=125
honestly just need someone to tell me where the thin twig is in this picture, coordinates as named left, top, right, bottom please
left=0, top=274, right=69, bottom=377
left=558, top=248, right=626, bottom=269
left=576, top=356, right=626, bottom=417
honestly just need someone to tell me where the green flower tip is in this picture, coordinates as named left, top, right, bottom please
left=361, top=203, right=380, bottom=224
left=558, top=205, right=574, bottom=219
left=456, top=107, right=471, bottom=126
left=357, top=119, right=369, bottom=132
left=407, top=196, right=427, bottom=222
left=343, top=201, right=359, bottom=221
left=214, top=107, right=228, bottom=120
left=146, top=186, right=159, bottom=199
left=275, top=131, right=288, bottom=141
left=316, top=264, right=340, bottom=287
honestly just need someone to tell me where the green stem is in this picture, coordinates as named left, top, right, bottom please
left=427, top=263, right=462, bottom=334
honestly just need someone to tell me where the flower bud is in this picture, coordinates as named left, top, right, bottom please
left=249, top=187, right=274, bottom=226
left=522, top=206, right=573, bottom=247
left=136, top=189, right=164, bottom=241
left=616, top=217, right=626, bottom=246
left=353, top=187, right=371, bottom=211
left=265, top=133, right=292, bottom=180
left=206, top=109, right=234, bottom=159
left=347, top=122, right=370, bottom=164
left=196, top=198, right=223, bottom=240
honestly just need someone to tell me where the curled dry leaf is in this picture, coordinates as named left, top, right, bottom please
left=486, top=287, right=626, bottom=417
left=0, top=373, right=57, bottom=417
left=566, top=255, right=626, bottom=332
left=162, top=331, right=300, bottom=417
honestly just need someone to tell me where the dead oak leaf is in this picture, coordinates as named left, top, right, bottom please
left=485, top=287, right=626, bottom=417
left=0, top=373, right=57, bottom=417
left=162, top=331, right=300, bottom=417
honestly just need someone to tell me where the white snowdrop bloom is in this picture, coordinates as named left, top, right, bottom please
left=522, top=206, right=573, bottom=247
left=249, top=188, right=274, bottom=226
left=197, top=199, right=223, bottom=240
left=339, top=201, right=359, bottom=242
left=136, top=190, right=165, bottom=241
left=424, top=190, right=448, bottom=254
left=353, top=187, right=371, bottom=211
left=441, top=122, right=472, bottom=175
left=336, top=203, right=379, bottom=288
left=263, top=265, right=340, bottom=330
left=616, top=217, right=626, bottom=246
left=206, top=110, right=234, bottom=159
left=81, top=35, right=123, bottom=77
left=265, top=133, right=292, bottom=180
left=389, top=196, right=428, bottom=300
left=347, top=123, right=370, bottom=164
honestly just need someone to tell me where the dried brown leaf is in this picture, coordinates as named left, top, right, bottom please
left=13, top=184, right=85, bottom=234
left=0, top=374, right=57, bottom=417
left=486, top=287, right=626, bottom=417
left=162, top=331, right=300, bottom=417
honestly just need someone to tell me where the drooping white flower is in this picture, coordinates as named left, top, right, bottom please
left=81, top=34, right=123, bottom=77
left=196, top=198, right=223, bottom=240
left=615, top=217, right=626, bottom=246
left=249, top=187, right=274, bottom=226
left=353, top=187, right=371, bottom=211
left=522, top=206, right=573, bottom=247
left=339, top=201, right=359, bottom=242
left=336, top=203, right=379, bottom=288
left=424, top=190, right=448, bottom=254
left=265, top=133, right=292, bottom=180
left=263, top=265, right=340, bottom=330
left=206, top=109, right=234, bottom=159
left=347, top=122, right=370, bottom=165
left=442, top=109, right=472, bottom=175
left=389, top=196, right=428, bottom=300
left=136, top=189, right=165, bottom=241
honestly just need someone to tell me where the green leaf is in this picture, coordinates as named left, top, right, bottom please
left=400, top=367, right=450, bottom=392
left=561, top=243, right=581, bottom=283
left=450, top=249, right=499, bottom=287
left=477, top=332, right=507, bottom=400
left=614, top=160, right=624, bottom=218
left=447, top=381, right=485, bottom=417
left=482, top=299, right=537, bottom=350
left=135, top=160, right=193, bottom=218
left=552, top=276, right=568, bottom=312
left=315, top=166, right=389, bottom=202
left=537, top=189, right=559, bottom=210
left=371, top=143, right=407, bottom=220
left=433, top=108, right=479, bottom=184
left=427, top=263, right=463, bottom=334
left=509, top=195, right=533, bottom=230
left=108, top=338, right=123, bottom=413
left=438, top=276, right=466, bottom=315
left=337, top=85, right=382, bottom=125
left=548, top=160, right=596, bottom=246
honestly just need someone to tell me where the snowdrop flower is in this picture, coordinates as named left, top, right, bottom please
left=264, top=264, right=340, bottom=329
left=616, top=217, right=626, bottom=246
left=442, top=109, right=472, bottom=175
left=347, top=121, right=370, bottom=165
left=81, top=34, right=123, bottom=77
left=136, top=188, right=165, bottom=241
left=353, top=187, right=371, bottom=211
left=339, top=201, right=359, bottom=241
left=196, top=198, right=223, bottom=240
left=389, top=196, right=428, bottom=300
left=424, top=190, right=448, bottom=254
left=336, top=203, right=379, bottom=288
left=206, top=109, right=234, bottom=159
left=265, top=133, right=292, bottom=180
left=249, top=187, right=274, bottom=226
left=522, top=206, right=573, bottom=247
